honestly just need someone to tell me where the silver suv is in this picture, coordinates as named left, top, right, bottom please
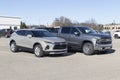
left=10, top=29, right=67, bottom=57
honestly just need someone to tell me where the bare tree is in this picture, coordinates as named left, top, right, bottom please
left=52, top=16, right=73, bottom=27
left=80, top=19, right=103, bottom=30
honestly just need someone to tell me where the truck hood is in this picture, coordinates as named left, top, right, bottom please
left=89, top=33, right=111, bottom=39
left=42, top=37, right=66, bottom=43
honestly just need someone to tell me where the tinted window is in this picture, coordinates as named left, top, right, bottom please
left=16, top=30, right=26, bottom=36
left=61, top=27, right=71, bottom=34
left=46, top=28, right=59, bottom=33
left=70, top=28, right=79, bottom=34
left=31, top=30, right=54, bottom=37
left=25, top=31, right=33, bottom=36
left=78, top=27, right=96, bottom=34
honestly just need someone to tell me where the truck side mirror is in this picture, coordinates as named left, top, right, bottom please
left=74, top=32, right=80, bottom=36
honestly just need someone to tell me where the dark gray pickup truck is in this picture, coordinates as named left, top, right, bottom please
left=55, top=26, right=112, bottom=55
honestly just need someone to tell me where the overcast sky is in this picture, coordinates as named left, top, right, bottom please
left=0, top=0, right=120, bottom=25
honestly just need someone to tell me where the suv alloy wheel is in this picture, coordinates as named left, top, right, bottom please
left=10, top=42, right=18, bottom=52
left=34, top=45, right=44, bottom=57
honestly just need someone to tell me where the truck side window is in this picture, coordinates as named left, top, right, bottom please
left=61, top=27, right=71, bottom=34
left=70, top=28, right=79, bottom=34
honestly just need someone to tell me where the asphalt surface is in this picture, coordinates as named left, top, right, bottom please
left=0, top=38, right=120, bottom=80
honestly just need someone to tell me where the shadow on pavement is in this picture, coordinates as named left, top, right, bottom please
left=45, top=49, right=77, bottom=57
left=96, top=49, right=115, bottom=55
left=16, top=48, right=116, bottom=57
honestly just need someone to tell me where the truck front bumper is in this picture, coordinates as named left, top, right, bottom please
left=94, top=44, right=112, bottom=51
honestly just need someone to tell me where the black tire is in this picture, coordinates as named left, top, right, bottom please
left=34, top=45, right=44, bottom=57
left=10, top=42, right=18, bottom=52
left=82, top=42, right=94, bottom=55
left=114, top=34, right=119, bottom=39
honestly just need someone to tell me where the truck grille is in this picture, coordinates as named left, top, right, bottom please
left=53, top=42, right=67, bottom=49
left=100, top=39, right=112, bottom=44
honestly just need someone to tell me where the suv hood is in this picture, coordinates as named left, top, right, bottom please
left=42, top=37, right=66, bottom=43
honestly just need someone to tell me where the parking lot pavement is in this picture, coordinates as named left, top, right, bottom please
left=0, top=38, right=120, bottom=80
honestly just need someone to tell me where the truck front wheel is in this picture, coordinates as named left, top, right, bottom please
left=82, top=42, right=94, bottom=55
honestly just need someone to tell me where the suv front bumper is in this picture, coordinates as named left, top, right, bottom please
left=94, top=44, right=112, bottom=51
left=45, top=49, right=67, bottom=54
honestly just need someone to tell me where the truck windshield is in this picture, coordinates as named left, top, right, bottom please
left=78, top=27, right=97, bottom=34
left=31, top=30, right=54, bottom=37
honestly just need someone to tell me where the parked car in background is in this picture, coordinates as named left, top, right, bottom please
left=113, top=30, right=120, bottom=39
left=0, top=29, right=7, bottom=37
left=0, top=29, right=13, bottom=38
left=10, top=29, right=67, bottom=57
left=55, top=26, right=112, bottom=55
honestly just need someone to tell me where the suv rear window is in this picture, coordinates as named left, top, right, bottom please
left=61, top=27, right=71, bottom=34
left=16, top=30, right=26, bottom=36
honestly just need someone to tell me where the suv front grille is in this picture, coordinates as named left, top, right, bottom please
left=53, top=42, right=67, bottom=49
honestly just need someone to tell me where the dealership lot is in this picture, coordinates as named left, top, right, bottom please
left=0, top=38, right=120, bottom=80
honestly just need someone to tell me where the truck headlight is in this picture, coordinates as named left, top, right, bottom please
left=96, top=39, right=101, bottom=44
left=92, top=38, right=101, bottom=44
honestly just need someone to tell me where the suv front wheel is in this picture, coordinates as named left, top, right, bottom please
left=34, top=45, right=44, bottom=57
left=10, top=41, right=18, bottom=52
left=82, top=42, right=94, bottom=55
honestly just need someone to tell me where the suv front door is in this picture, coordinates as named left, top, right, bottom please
left=24, top=30, right=34, bottom=49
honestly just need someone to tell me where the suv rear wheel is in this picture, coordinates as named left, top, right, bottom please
left=10, top=42, right=18, bottom=52
left=34, top=45, right=44, bottom=57
left=82, top=42, right=94, bottom=55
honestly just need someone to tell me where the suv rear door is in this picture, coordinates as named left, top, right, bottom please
left=15, top=30, right=26, bottom=47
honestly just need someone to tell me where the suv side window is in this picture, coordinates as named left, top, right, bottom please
left=70, top=28, right=79, bottom=34
left=16, top=30, right=26, bottom=36
left=25, top=31, right=33, bottom=36
left=61, top=27, right=71, bottom=34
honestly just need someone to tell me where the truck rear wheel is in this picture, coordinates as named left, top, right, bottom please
left=82, top=42, right=94, bottom=55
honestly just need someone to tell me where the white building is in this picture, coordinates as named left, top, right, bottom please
left=104, top=24, right=120, bottom=31
left=0, top=16, right=21, bottom=30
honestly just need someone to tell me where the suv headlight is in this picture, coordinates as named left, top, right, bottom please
left=44, top=41, right=54, bottom=44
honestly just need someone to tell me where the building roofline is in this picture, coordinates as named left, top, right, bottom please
left=0, top=16, right=21, bottom=19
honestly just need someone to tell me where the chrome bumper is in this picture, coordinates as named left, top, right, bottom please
left=94, top=44, right=112, bottom=51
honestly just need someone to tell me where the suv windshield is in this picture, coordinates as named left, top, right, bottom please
left=31, top=30, right=54, bottom=37
left=78, top=27, right=97, bottom=34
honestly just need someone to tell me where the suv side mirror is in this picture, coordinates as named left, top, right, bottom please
left=74, top=32, right=80, bottom=36
left=27, top=34, right=32, bottom=38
